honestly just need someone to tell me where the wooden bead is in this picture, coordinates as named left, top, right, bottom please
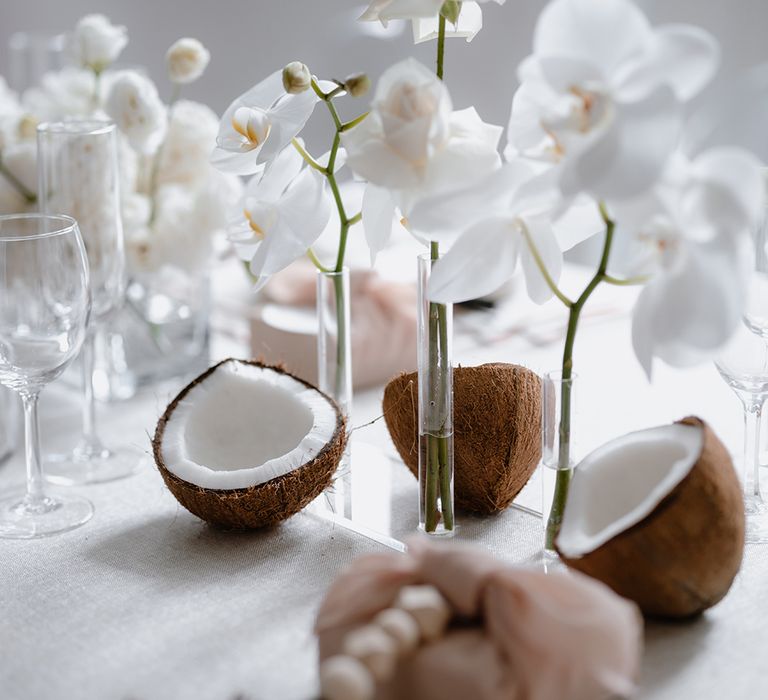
left=319, top=655, right=374, bottom=700
left=373, top=608, right=420, bottom=654
left=343, top=624, right=399, bottom=682
left=394, top=585, right=452, bottom=642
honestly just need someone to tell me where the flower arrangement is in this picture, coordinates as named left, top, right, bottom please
left=0, top=13, right=241, bottom=282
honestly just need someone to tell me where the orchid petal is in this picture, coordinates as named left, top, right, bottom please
left=533, top=0, right=652, bottom=74
left=631, top=242, right=745, bottom=379
left=427, top=217, right=520, bottom=303
left=210, top=147, right=267, bottom=176
left=614, top=25, right=719, bottom=102
left=551, top=197, right=604, bottom=251
left=412, top=2, right=483, bottom=44
left=362, top=184, right=398, bottom=265
left=246, top=142, right=304, bottom=202
left=259, top=88, right=320, bottom=165
left=683, top=147, right=766, bottom=235
left=560, top=85, right=682, bottom=201
left=341, top=116, right=424, bottom=189
left=360, top=0, right=444, bottom=24
left=407, top=160, right=539, bottom=240
left=519, top=215, right=563, bottom=304
left=249, top=168, right=330, bottom=279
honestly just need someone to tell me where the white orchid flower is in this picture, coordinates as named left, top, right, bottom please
left=508, top=0, right=719, bottom=202
left=211, top=70, right=320, bottom=176
left=229, top=143, right=331, bottom=290
left=409, top=160, right=602, bottom=303
left=343, top=59, right=502, bottom=259
left=612, top=147, right=766, bottom=378
left=361, top=0, right=505, bottom=44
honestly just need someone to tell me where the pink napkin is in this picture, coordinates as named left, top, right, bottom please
left=252, top=261, right=417, bottom=389
left=316, top=538, right=642, bottom=700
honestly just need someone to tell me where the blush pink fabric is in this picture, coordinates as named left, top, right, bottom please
left=316, top=538, right=642, bottom=700
left=258, top=261, right=417, bottom=389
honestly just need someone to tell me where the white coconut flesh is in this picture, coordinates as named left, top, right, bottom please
left=160, top=361, right=338, bottom=490
left=557, top=423, right=704, bottom=559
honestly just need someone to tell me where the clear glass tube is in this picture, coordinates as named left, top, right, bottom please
left=316, top=268, right=352, bottom=418
left=417, top=253, right=455, bottom=536
left=541, top=370, right=578, bottom=553
left=37, top=119, right=142, bottom=484
left=0, top=213, right=93, bottom=538
left=316, top=268, right=352, bottom=516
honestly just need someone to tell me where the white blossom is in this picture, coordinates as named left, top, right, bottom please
left=104, top=71, right=167, bottom=154
left=71, top=14, right=128, bottom=73
left=166, top=38, right=210, bottom=85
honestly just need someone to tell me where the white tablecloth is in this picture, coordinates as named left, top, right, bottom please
left=2, top=265, right=767, bottom=700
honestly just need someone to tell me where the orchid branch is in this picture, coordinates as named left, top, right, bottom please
left=291, top=138, right=326, bottom=173
left=519, top=220, right=574, bottom=307
left=307, top=248, right=331, bottom=273
left=545, top=201, right=616, bottom=550
left=603, top=273, right=649, bottom=286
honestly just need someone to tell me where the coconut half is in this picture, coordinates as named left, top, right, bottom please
left=556, top=417, right=744, bottom=619
left=384, top=363, right=541, bottom=514
left=153, top=359, right=346, bottom=529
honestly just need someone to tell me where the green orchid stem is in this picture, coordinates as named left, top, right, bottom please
left=424, top=241, right=454, bottom=533
left=544, top=202, right=615, bottom=551
left=436, top=14, right=446, bottom=80
left=421, top=12, right=454, bottom=533
left=0, top=156, right=36, bottom=204
left=307, top=77, right=367, bottom=406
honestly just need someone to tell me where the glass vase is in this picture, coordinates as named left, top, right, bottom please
left=417, top=253, right=455, bottom=536
left=541, top=371, right=578, bottom=554
left=317, top=268, right=352, bottom=515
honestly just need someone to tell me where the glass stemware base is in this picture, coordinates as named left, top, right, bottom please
left=45, top=443, right=145, bottom=485
left=0, top=491, right=93, bottom=539
left=744, top=484, right=768, bottom=544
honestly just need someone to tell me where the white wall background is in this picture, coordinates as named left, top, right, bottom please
left=1, top=0, right=766, bottom=153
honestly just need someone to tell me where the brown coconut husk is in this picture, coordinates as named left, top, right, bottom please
left=152, top=359, right=347, bottom=530
left=557, top=416, right=745, bottom=619
left=383, top=363, right=541, bottom=515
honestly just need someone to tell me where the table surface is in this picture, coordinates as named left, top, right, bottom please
left=2, top=265, right=767, bottom=700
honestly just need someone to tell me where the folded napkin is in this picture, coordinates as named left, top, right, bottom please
left=316, top=538, right=642, bottom=700
left=251, top=261, right=417, bottom=390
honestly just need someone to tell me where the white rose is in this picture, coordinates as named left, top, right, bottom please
left=166, top=38, right=210, bottom=85
left=23, top=67, right=104, bottom=120
left=71, top=14, right=128, bottom=72
left=105, top=72, right=167, bottom=154
left=157, top=100, right=218, bottom=187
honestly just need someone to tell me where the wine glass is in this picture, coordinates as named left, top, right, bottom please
left=37, top=120, right=143, bottom=484
left=0, top=214, right=93, bottom=538
left=715, top=322, right=768, bottom=543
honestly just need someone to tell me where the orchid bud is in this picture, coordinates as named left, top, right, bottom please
left=282, top=61, right=311, bottom=94
left=440, top=0, right=462, bottom=25
left=344, top=73, right=370, bottom=98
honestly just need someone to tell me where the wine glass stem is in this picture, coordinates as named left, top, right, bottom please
left=743, top=400, right=763, bottom=499
left=21, top=390, right=46, bottom=507
left=80, top=330, right=102, bottom=453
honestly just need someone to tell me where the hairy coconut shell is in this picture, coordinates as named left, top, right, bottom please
left=383, top=363, right=541, bottom=515
left=152, top=359, right=347, bottom=529
left=558, top=417, right=744, bottom=619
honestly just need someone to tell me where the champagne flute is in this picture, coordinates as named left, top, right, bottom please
left=0, top=214, right=93, bottom=538
left=37, top=120, right=143, bottom=484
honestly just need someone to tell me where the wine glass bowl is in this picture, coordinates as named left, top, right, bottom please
left=0, top=214, right=93, bottom=538
left=715, top=323, right=768, bottom=543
